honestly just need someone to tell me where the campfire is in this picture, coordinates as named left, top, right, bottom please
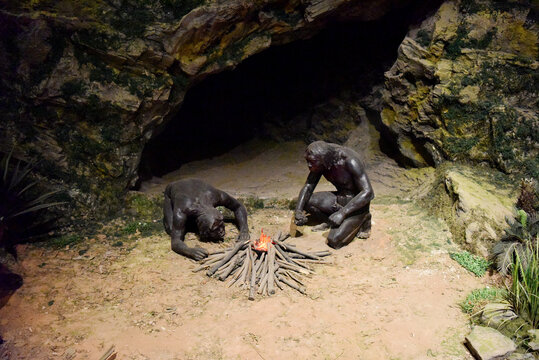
left=194, top=230, right=330, bottom=299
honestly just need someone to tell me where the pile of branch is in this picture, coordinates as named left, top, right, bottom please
left=194, top=232, right=331, bottom=299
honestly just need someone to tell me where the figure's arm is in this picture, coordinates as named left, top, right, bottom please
left=328, top=159, right=374, bottom=226
left=170, top=211, right=208, bottom=261
left=294, top=171, right=322, bottom=225
left=218, top=191, right=250, bottom=241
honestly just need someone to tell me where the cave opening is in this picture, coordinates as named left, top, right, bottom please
left=137, top=2, right=441, bottom=186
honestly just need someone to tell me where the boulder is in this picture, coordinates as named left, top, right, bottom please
left=465, top=326, right=516, bottom=360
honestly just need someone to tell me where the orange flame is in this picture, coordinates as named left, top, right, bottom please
left=253, top=229, right=273, bottom=252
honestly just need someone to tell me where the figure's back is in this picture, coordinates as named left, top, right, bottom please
left=165, top=179, right=217, bottom=208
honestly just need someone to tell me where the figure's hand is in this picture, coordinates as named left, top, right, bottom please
left=237, top=230, right=250, bottom=242
left=328, top=211, right=345, bottom=227
left=295, top=210, right=308, bottom=226
left=187, top=246, right=209, bottom=261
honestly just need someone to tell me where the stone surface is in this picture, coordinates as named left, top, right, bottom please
left=506, top=353, right=535, bottom=360
left=0, top=0, right=537, bottom=218
left=481, top=303, right=518, bottom=329
left=380, top=0, right=538, bottom=177
left=422, top=163, right=516, bottom=252
left=465, top=326, right=516, bottom=360
left=528, top=329, right=539, bottom=351
left=0, top=0, right=418, bottom=216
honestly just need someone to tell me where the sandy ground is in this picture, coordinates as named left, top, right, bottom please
left=0, top=138, right=496, bottom=360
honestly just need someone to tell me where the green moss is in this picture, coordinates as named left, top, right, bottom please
left=459, top=0, right=485, bottom=13
left=122, top=220, right=161, bottom=236
left=469, top=29, right=496, bottom=49
left=161, top=0, right=206, bottom=19
left=29, top=28, right=67, bottom=88
left=60, top=79, right=87, bottom=98
left=445, top=25, right=496, bottom=60
left=416, top=29, right=432, bottom=48
left=444, top=136, right=479, bottom=158
left=239, top=196, right=265, bottom=213
left=74, top=28, right=122, bottom=52
left=44, top=234, right=84, bottom=249
left=445, top=25, right=469, bottom=60
left=125, top=193, right=162, bottom=220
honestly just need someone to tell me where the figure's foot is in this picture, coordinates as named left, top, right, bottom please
left=356, top=230, right=371, bottom=239
left=312, top=222, right=330, bottom=232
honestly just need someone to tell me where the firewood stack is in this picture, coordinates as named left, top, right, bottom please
left=193, top=231, right=331, bottom=299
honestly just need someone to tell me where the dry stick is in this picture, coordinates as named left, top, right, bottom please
left=208, top=249, right=226, bottom=256
left=207, top=240, right=247, bottom=276
left=295, top=258, right=330, bottom=264
left=215, top=248, right=247, bottom=278
left=276, top=259, right=312, bottom=275
left=267, top=244, right=276, bottom=295
left=274, top=247, right=285, bottom=261
left=253, top=253, right=264, bottom=274
left=192, top=254, right=226, bottom=272
left=239, top=248, right=252, bottom=286
left=276, top=232, right=290, bottom=242
left=98, top=346, right=117, bottom=360
left=279, top=242, right=321, bottom=260
left=283, top=269, right=305, bottom=286
left=257, top=262, right=270, bottom=295
left=255, top=252, right=266, bottom=280
left=276, top=273, right=306, bottom=294
left=200, top=253, right=226, bottom=264
left=274, top=243, right=311, bottom=270
left=248, top=248, right=258, bottom=300
left=313, top=250, right=331, bottom=257
left=228, top=252, right=250, bottom=287
left=218, top=256, right=240, bottom=281
left=257, top=273, right=268, bottom=294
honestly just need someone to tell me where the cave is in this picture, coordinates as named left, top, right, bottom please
left=137, top=1, right=442, bottom=184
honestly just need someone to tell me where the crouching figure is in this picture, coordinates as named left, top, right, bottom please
left=164, top=179, right=250, bottom=260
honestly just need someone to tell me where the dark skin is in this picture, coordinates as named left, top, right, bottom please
left=295, top=141, right=374, bottom=249
left=163, top=179, right=250, bottom=260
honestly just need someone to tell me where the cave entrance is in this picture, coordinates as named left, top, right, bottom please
left=137, top=2, right=439, bottom=189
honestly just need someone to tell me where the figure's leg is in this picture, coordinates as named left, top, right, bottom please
left=163, top=192, right=173, bottom=235
left=327, top=211, right=370, bottom=249
left=305, top=192, right=340, bottom=230
left=356, top=212, right=372, bottom=239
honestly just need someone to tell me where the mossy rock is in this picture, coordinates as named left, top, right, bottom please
left=420, top=163, right=517, bottom=256
left=125, top=192, right=163, bottom=221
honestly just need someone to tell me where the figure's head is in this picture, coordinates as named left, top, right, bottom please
left=305, top=141, right=331, bottom=172
left=196, top=208, right=225, bottom=241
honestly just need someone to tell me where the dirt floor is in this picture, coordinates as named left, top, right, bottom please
left=0, top=138, right=498, bottom=360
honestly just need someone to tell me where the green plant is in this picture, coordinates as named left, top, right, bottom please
left=450, top=251, right=491, bottom=277
left=0, top=150, right=64, bottom=252
left=460, top=287, right=507, bottom=314
left=241, top=196, right=265, bottom=213
left=508, top=240, right=539, bottom=328
left=416, top=29, right=431, bottom=48
left=122, top=221, right=161, bottom=236
left=491, top=214, right=538, bottom=274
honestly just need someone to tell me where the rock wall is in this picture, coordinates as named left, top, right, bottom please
left=0, top=0, right=421, bottom=215
left=380, top=0, right=538, bottom=176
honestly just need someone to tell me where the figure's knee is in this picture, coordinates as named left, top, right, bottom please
left=327, top=231, right=346, bottom=249
left=307, top=193, right=339, bottom=215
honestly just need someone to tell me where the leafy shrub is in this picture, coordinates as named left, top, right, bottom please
left=460, top=287, right=507, bottom=314
left=508, top=240, right=539, bottom=328
left=450, top=250, right=491, bottom=277
left=491, top=180, right=538, bottom=275
left=0, top=150, right=64, bottom=252
left=122, top=221, right=161, bottom=236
